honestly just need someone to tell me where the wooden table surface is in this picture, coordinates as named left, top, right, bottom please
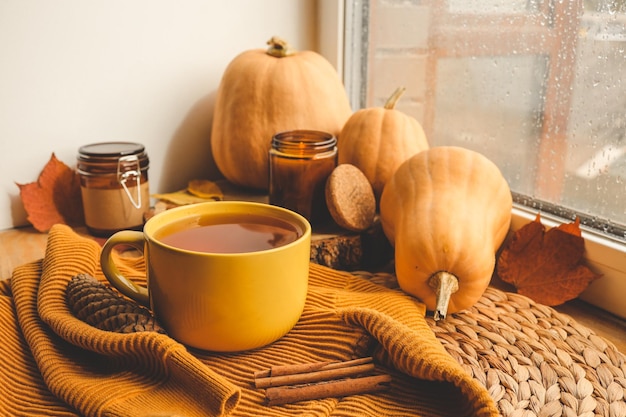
left=1, top=225, right=625, bottom=354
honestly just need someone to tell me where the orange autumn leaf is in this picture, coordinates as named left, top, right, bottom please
left=496, top=213, right=601, bottom=306
left=17, top=153, right=84, bottom=232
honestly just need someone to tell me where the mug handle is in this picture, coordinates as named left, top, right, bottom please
left=100, top=230, right=150, bottom=307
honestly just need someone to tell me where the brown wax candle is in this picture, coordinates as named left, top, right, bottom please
left=269, top=130, right=337, bottom=226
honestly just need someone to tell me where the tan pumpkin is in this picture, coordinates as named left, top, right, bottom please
left=211, top=37, right=352, bottom=190
left=379, top=146, right=512, bottom=320
left=337, top=87, right=429, bottom=201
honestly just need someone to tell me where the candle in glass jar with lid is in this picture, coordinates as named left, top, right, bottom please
left=269, top=130, right=337, bottom=227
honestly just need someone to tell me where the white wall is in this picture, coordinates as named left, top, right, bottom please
left=0, top=0, right=317, bottom=230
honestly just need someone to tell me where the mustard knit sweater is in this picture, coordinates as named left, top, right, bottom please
left=0, top=224, right=498, bottom=416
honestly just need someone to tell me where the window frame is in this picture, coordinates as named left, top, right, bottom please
left=319, top=0, right=626, bottom=320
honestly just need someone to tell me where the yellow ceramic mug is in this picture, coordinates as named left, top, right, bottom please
left=100, top=201, right=311, bottom=352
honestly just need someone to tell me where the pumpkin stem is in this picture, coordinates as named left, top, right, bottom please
left=428, top=271, right=459, bottom=321
left=266, top=36, right=296, bottom=57
left=383, top=87, right=406, bottom=110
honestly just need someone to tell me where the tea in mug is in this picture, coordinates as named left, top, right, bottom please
left=156, top=212, right=303, bottom=254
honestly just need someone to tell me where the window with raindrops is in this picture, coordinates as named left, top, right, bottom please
left=344, top=0, right=626, bottom=240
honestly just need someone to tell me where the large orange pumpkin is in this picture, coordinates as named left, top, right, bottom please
left=211, top=37, right=352, bottom=190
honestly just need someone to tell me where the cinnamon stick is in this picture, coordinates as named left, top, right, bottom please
left=255, top=362, right=375, bottom=388
left=255, top=357, right=373, bottom=379
left=265, top=374, right=392, bottom=406
left=255, top=357, right=393, bottom=405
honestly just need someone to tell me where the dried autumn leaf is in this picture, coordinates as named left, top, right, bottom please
left=187, top=179, right=223, bottom=199
left=152, top=179, right=223, bottom=206
left=17, top=153, right=84, bottom=232
left=151, top=190, right=211, bottom=206
left=496, top=213, right=601, bottom=306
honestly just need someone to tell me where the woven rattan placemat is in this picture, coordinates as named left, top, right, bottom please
left=358, top=271, right=626, bottom=417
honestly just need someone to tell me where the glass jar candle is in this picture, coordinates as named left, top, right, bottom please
left=77, top=142, right=150, bottom=236
left=269, top=130, right=337, bottom=226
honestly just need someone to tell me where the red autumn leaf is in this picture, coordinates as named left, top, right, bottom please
left=496, top=213, right=601, bottom=306
left=17, top=153, right=84, bottom=232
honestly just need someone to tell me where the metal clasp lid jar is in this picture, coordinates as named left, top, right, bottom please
left=77, top=142, right=150, bottom=236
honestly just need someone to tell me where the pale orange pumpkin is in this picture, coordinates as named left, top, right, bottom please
left=379, top=146, right=512, bottom=320
left=211, top=37, right=352, bottom=190
left=337, top=87, right=429, bottom=201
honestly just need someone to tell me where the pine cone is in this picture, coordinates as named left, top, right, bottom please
left=66, top=273, right=166, bottom=334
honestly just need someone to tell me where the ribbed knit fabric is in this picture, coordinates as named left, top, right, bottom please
left=0, top=224, right=499, bottom=417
